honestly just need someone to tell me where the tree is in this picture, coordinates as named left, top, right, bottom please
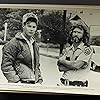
left=39, top=10, right=71, bottom=52
left=0, top=8, right=45, bottom=41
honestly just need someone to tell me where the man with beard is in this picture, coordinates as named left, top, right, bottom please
left=57, top=18, right=93, bottom=87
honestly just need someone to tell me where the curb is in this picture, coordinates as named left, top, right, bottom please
left=40, top=53, right=59, bottom=59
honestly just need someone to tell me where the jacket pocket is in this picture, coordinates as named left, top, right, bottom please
left=15, top=63, right=34, bottom=80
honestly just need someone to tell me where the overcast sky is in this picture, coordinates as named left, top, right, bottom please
left=68, top=9, right=100, bottom=36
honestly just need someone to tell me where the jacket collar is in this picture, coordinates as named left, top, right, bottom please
left=15, top=32, right=36, bottom=42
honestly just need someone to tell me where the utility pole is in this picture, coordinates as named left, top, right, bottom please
left=63, top=10, right=66, bottom=34
left=59, top=10, right=67, bottom=55
left=4, top=22, right=7, bottom=41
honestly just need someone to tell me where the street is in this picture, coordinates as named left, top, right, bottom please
left=0, top=45, right=61, bottom=85
left=40, top=55, right=61, bottom=86
left=0, top=45, right=100, bottom=89
left=40, top=54, right=100, bottom=89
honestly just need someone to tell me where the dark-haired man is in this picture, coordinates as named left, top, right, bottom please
left=57, top=19, right=93, bottom=87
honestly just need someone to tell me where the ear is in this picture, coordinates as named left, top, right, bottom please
left=22, top=24, right=25, bottom=29
left=70, top=30, right=73, bottom=37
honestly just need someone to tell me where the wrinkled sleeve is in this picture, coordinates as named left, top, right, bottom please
left=77, top=47, right=93, bottom=63
left=1, top=39, right=20, bottom=83
left=35, top=43, right=43, bottom=83
left=76, top=47, right=93, bottom=69
left=57, top=47, right=70, bottom=71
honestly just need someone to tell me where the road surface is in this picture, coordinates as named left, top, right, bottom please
left=40, top=55, right=61, bottom=86
left=0, top=45, right=61, bottom=85
left=0, top=45, right=100, bottom=89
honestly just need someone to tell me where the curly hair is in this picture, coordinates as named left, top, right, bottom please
left=68, top=24, right=90, bottom=46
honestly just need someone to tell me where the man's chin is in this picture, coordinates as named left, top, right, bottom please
left=28, top=34, right=34, bottom=37
left=73, top=39, right=79, bottom=43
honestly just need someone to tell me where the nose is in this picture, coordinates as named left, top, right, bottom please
left=73, top=31, right=78, bottom=36
left=30, top=27, right=34, bottom=31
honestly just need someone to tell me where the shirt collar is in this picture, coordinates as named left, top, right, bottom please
left=21, top=33, right=35, bottom=44
left=70, top=42, right=84, bottom=51
left=77, top=42, right=84, bottom=50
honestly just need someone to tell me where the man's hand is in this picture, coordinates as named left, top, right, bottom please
left=57, top=60, right=70, bottom=72
left=80, top=62, right=88, bottom=69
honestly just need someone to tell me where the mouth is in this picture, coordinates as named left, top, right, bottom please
left=29, top=32, right=33, bottom=34
left=72, top=36, right=79, bottom=42
left=28, top=32, right=34, bottom=35
left=73, top=36, right=79, bottom=39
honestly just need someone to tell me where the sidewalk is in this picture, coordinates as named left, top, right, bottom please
left=39, top=47, right=60, bottom=59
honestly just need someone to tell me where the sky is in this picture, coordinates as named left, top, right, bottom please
left=67, top=8, right=100, bottom=36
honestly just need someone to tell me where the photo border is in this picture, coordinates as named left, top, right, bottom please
left=0, top=4, right=100, bottom=96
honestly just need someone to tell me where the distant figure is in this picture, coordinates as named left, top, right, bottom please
left=1, top=12, right=43, bottom=84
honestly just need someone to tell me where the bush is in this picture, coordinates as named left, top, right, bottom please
left=39, top=42, right=60, bottom=48
left=39, top=42, right=47, bottom=48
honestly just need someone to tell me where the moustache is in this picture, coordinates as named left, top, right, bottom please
left=72, top=36, right=79, bottom=39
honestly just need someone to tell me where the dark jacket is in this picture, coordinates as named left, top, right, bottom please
left=1, top=32, right=43, bottom=83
